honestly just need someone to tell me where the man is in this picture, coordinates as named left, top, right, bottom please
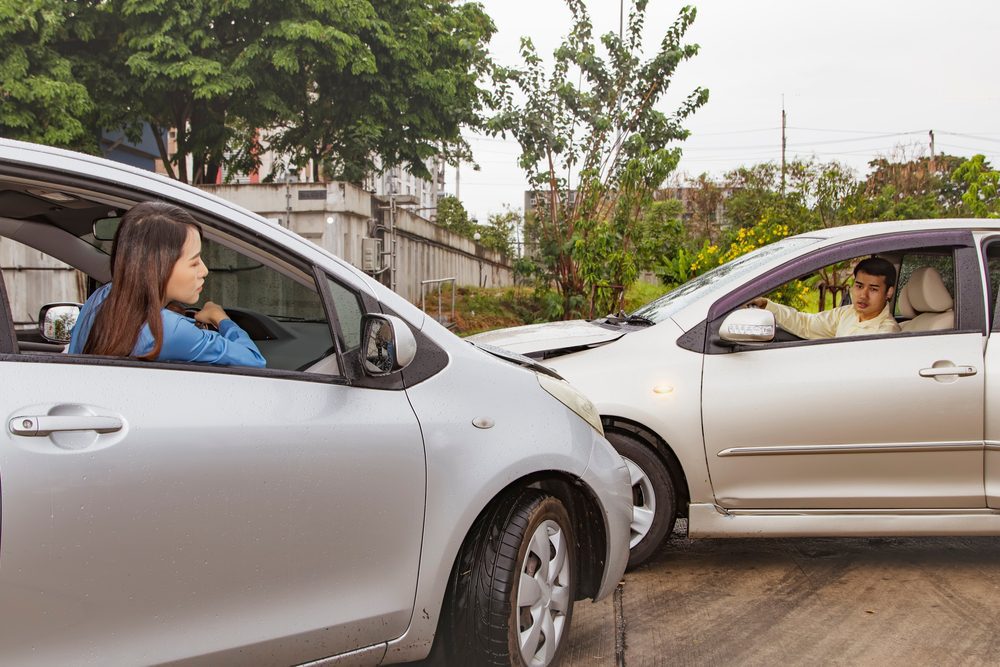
left=748, top=257, right=901, bottom=339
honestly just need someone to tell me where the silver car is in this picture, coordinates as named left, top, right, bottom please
left=0, top=139, right=631, bottom=666
left=475, top=220, right=1000, bottom=568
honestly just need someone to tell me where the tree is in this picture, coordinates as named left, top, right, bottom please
left=263, top=0, right=495, bottom=183
left=858, top=153, right=965, bottom=221
left=435, top=196, right=475, bottom=236
left=951, top=154, right=1000, bottom=218
left=489, top=0, right=707, bottom=317
left=478, top=208, right=519, bottom=257
left=0, top=1, right=496, bottom=185
left=0, top=0, right=95, bottom=150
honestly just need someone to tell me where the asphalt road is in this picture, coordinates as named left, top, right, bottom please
left=564, top=520, right=1000, bottom=666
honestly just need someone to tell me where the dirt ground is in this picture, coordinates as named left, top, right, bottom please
left=564, top=520, right=1000, bottom=666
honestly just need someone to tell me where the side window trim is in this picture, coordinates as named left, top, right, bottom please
left=0, top=268, right=16, bottom=354
left=980, top=236, right=1000, bottom=331
left=708, top=230, right=975, bottom=321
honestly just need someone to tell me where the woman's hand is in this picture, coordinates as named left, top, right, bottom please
left=746, top=297, right=768, bottom=309
left=194, top=301, right=230, bottom=328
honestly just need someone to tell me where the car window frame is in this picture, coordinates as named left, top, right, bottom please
left=702, top=229, right=985, bottom=355
left=0, top=198, right=352, bottom=387
left=0, top=268, right=16, bottom=354
left=979, top=235, right=1000, bottom=332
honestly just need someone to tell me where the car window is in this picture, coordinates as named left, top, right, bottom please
left=730, top=246, right=962, bottom=348
left=984, top=242, right=1000, bottom=329
left=1, top=216, right=345, bottom=376
left=326, top=276, right=364, bottom=351
left=895, top=251, right=955, bottom=318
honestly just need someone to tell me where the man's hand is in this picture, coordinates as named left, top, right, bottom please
left=746, top=297, right=768, bottom=309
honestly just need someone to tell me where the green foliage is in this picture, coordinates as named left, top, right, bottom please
left=952, top=154, right=1000, bottom=218
left=0, top=0, right=496, bottom=185
left=436, top=196, right=474, bottom=236
left=0, top=0, right=95, bottom=149
left=264, top=0, right=496, bottom=182
left=489, top=0, right=706, bottom=318
left=479, top=208, right=519, bottom=256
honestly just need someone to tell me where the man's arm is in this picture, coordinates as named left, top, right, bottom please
left=759, top=299, right=840, bottom=339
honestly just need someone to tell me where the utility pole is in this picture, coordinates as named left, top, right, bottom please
left=455, top=162, right=460, bottom=201
left=929, top=129, right=936, bottom=172
left=780, top=98, right=787, bottom=195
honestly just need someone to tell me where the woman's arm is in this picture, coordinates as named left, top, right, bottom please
left=149, top=309, right=267, bottom=367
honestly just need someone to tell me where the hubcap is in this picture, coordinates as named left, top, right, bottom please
left=516, top=519, right=571, bottom=666
left=623, top=456, right=656, bottom=549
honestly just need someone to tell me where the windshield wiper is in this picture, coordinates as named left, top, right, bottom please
left=623, top=314, right=654, bottom=327
left=596, top=311, right=654, bottom=327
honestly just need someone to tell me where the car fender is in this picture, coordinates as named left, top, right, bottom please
left=541, top=319, right=715, bottom=504
left=385, top=339, right=625, bottom=662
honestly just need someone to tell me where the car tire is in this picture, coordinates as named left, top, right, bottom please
left=449, top=488, right=576, bottom=666
left=606, top=430, right=676, bottom=569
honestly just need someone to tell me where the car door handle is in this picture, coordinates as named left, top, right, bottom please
left=8, top=415, right=123, bottom=437
left=918, top=365, right=977, bottom=378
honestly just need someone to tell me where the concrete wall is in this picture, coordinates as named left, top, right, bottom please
left=1, top=181, right=512, bottom=328
left=0, top=239, right=85, bottom=328
left=202, top=182, right=513, bottom=304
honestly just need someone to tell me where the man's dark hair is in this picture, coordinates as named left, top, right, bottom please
left=854, top=256, right=896, bottom=289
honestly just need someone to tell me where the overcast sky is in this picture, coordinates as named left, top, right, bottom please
left=457, top=0, right=1000, bottom=222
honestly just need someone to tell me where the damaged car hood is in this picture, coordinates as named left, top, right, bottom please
left=468, top=320, right=626, bottom=357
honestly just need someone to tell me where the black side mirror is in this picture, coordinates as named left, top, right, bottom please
left=38, top=303, right=82, bottom=344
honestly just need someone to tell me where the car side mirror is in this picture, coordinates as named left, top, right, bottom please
left=360, top=313, right=417, bottom=376
left=719, top=307, right=776, bottom=343
left=93, top=216, right=121, bottom=241
left=39, top=303, right=82, bottom=344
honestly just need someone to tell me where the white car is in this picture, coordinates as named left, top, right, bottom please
left=473, top=220, right=1000, bottom=567
left=0, top=139, right=631, bottom=666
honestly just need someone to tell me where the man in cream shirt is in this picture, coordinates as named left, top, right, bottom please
left=749, top=257, right=902, bottom=339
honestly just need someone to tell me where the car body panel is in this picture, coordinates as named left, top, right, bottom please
left=0, top=360, right=424, bottom=665
left=384, top=322, right=631, bottom=662
left=468, top=319, right=625, bottom=355
left=702, top=331, right=985, bottom=508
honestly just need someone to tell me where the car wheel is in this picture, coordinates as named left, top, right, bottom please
left=450, top=488, right=576, bottom=666
left=606, top=430, right=676, bottom=568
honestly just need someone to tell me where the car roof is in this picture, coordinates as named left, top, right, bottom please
left=796, top=218, right=1000, bottom=243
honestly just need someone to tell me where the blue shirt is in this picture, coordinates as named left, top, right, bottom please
left=69, top=284, right=266, bottom=368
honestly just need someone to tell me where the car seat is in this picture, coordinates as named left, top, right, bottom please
left=897, top=266, right=954, bottom=332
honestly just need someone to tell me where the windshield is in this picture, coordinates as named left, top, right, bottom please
left=632, top=237, right=821, bottom=323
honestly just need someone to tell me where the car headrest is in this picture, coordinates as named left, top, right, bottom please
left=906, top=266, right=953, bottom=313
left=896, top=283, right=917, bottom=318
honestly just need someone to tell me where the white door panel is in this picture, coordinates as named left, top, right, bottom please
left=0, top=361, right=424, bottom=666
left=703, top=333, right=985, bottom=509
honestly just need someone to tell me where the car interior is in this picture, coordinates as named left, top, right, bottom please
left=757, top=248, right=960, bottom=341
left=0, top=177, right=345, bottom=374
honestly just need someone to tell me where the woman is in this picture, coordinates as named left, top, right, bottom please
left=69, top=201, right=266, bottom=368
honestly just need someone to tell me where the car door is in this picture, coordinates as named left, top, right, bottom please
left=0, top=245, right=425, bottom=664
left=980, top=236, right=1000, bottom=508
left=701, top=233, right=986, bottom=510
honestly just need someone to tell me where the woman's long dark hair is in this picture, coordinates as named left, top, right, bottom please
left=84, top=202, right=201, bottom=360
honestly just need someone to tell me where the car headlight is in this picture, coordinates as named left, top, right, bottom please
left=536, top=372, right=604, bottom=436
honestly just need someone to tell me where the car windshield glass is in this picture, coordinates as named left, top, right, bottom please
left=631, top=237, right=821, bottom=323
